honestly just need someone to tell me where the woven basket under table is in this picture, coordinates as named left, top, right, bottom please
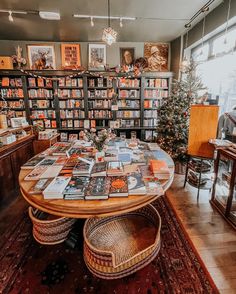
left=28, top=207, right=76, bottom=245
left=83, top=204, right=161, bottom=279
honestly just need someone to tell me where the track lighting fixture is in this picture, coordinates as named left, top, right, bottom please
left=90, top=17, right=94, bottom=27
left=8, top=10, right=13, bottom=22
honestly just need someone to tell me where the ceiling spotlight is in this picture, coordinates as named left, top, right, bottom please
left=90, top=16, right=94, bottom=27
left=8, top=10, right=13, bottom=22
left=119, top=18, right=123, bottom=27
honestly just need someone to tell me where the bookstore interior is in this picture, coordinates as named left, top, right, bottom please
left=0, top=0, right=236, bottom=293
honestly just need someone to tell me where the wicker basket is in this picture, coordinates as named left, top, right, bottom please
left=83, top=204, right=161, bottom=279
left=28, top=207, right=76, bottom=245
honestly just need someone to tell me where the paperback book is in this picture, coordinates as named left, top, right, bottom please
left=91, top=162, right=107, bottom=177
left=43, top=176, right=71, bottom=199
left=73, top=161, right=93, bottom=176
left=107, top=161, right=124, bottom=176
left=40, top=165, right=64, bottom=179
left=24, top=166, right=48, bottom=181
left=28, top=178, right=52, bottom=194
left=85, top=176, right=111, bottom=200
left=109, top=175, right=129, bottom=197
left=128, top=172, right=147, bottom=195
left=21, top=156, right=44, bottom=170
left=63, top=176, right=90, bottom=196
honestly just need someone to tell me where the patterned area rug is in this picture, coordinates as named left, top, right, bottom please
left=0, top=196, right=219, bottom=294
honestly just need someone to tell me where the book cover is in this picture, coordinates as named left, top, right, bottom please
left=73, top=161, right=93, bottom=175
left=28, top=78, right=36, bottom=87
left=128, top=172, right=146, bottom=195
left=21, top=156, right=44, bottom=169
left=63, top=176, right=90, bottom=195
left=24, top=166, right=48, bottom=181
left=38, top=157, right=58, bottom=167
left=43, top=176, right=71, bottom=199
left=107, top=161, right=124, bottom=175
left=85, top=176, right=110, bottom=200
left=91, top=162, right=107, bottom=176
left=109, top=176, right=128, bottom=197
left=28, top=178, right=52, bottom=194
left=37, top=78, right=44, bottom=87
left=40, top=165, right=63, bottom=179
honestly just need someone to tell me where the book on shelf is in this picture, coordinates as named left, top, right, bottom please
left=43, top=176, right=71, bottom=199
left=45, top=79, right=53, bottom=88
left=128, top=172, right=147, bottom=195
left=28, top=78, right=36, bottom=87
left=85, top=176, right=110, bottom=200
left=60, top=132, right=68, bottom=142
left=40, top=165, right=64, bottom=179
left=24, top=166, right=48, bottom=181
left=91, top=162, right=107, bottom=177
left=63, top=176, right=90, bottom=197
left=37, top=78, right=44, bottom=87
left=107, top=161, right=124, bottom=176
left=21, top=156, right=44, bottom=170
left=28, top=178, right=52, bottom=194
left=118, top=78, right=140, bottom=88
left=109, top=175, right=129, bottom=197
left=28, top=88, right=53, bottom=98
left=1, top=88, right=24, bottom=98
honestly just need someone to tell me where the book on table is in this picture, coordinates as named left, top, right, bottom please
left=85, top=176, right=111, bottom=200
left=128, top=172, right=147, bottom=195
left=24, top=166, right=48, bottom=181
left=21, top=156, right=44, bottom=170
left=63, top=176, right=90, bottom=199
left=40, top=165, right=64, bottom=179
left=73, top=161, right=93, bottom=176
left=28, top=178, right=52, bottom=194
left=37, top=156, right=58, bottom=167
left=149, top=159, right=170, bottom=179
left=117, top=152, right=132, bottom=165
left=43, top=176, right=71, bottom=199
left=107, top=161, right=124, bottom=176
left=104, top=148, right=118, bottom=162
left=109, top=175, right=129, bottom=197
left=91, top=162, right=107, bottom=177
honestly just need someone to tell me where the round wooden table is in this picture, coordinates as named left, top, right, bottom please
left=19, top=151, right=174, bottom=219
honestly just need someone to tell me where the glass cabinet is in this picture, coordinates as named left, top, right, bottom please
left=211, top=149, right=236, bottom=228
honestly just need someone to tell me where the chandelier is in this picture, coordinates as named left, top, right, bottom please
left=102, top=0, right=117, bottom=45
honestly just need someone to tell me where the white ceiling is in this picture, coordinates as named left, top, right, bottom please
left=0, top=0, right=223, bottom=42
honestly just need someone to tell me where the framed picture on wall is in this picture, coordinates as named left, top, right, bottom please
left=61, top=44, right=81, bottom=69
left=120, top=48, right=135, bottom=67
left=88, top=44, right=106, bottom=70
left=144, top=43, right=169, bottom=72
left=27, top=44, right=56, bottom=70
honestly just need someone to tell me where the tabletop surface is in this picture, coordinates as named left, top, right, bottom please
left=19, top=143, right=174, bottom=219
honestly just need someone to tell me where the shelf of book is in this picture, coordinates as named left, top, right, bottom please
left=0, top=70, right=173, bottom=142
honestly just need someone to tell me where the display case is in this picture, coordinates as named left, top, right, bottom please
left=210, top=149, right=236, bottom=229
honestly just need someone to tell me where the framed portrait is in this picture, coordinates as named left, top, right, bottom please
left=88, top=44, right=106, bottom=70
left=120, top=48, right=135, bottom=67
left=27, top=44, right=56, bottom=70
left=61, top=44, right=81, bottom=69
left=144, top=43, right=169, bottom=72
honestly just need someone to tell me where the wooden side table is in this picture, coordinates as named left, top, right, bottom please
left=33, top=134, right=60, bottom=155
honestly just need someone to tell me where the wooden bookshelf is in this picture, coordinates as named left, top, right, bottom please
left=0, top=70, right=173, bottom=142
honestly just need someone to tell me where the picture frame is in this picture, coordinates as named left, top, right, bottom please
left=27, top=44, right=56, bottom=70
left=144, top=43, right=169, bottom=72
left=120, top=48, right=135, bottom=67
left=61, top=44, right=81, bottom=69
left=88, top=44, right=106, bottom=70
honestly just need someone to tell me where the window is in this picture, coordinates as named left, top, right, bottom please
left=191, top=24, right=236, bottom=114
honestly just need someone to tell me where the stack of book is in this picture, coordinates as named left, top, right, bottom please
left=85, top=176, right=111, bottom=200
left=43, top=176, right=71, bottom=199
left=109, top=176, right=129, bottom=197
left=73, top=161, right=93, bottom=177
left=63, top=176, right=90, bottom=200
left=149, top=159, right=170, bottom=179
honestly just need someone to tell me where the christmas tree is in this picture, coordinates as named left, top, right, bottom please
left=157, top=60, right=205, bottom=162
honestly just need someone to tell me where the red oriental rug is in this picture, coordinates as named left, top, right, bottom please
left=0, top=196, right=219, bottom=294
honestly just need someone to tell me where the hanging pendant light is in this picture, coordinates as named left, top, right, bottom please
left=102, top=0, right=117, bottom=45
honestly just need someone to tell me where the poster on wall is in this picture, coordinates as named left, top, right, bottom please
left=27, top=45, right=56, bottom=70
left=61, top=44, right=81, bottom=69
left=144, top=43, right=169, bottom=71
left=120, top=48, right=135, bottom=67
left=88, top=44, right=106, bottom=70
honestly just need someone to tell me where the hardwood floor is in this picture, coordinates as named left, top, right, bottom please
left=0, top=174, right=236, bottom=293
left=167, top=174, right=236, bottom=294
